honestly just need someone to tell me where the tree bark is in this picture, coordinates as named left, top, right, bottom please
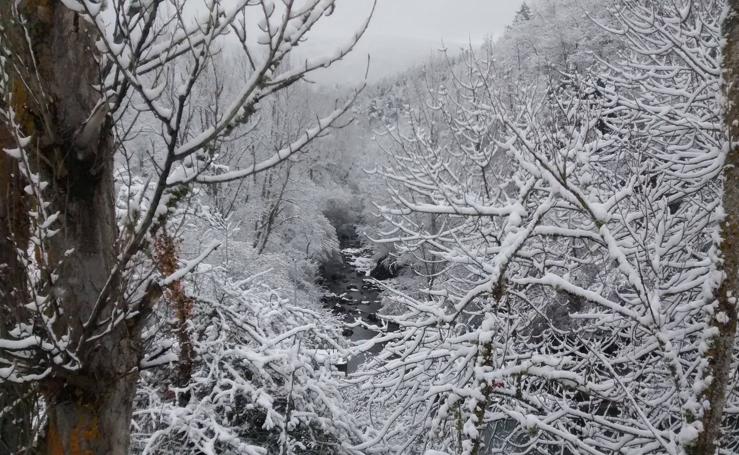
left=0, top=100, right=34, bottom=455
left=1, top=2, right=140, bottom=453
left=154, top=232, right=194, bottom=400
left=690, top=2, right=739, bottom=453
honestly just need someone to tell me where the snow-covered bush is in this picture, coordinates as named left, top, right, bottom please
left=132, top=255, right=362, bottom=454
left=357, top=2, right=736, bottom=454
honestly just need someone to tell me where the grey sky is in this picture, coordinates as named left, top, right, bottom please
left=303, top=0, right=522, bottom=85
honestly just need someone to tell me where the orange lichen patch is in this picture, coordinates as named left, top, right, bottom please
left=46, top=420, right=64, bottom=455
left=69, top=413, right=100, bottom=455
left=47, top=411, right=101, bottom=455
left=9, top=77, right=36, bottom=135
left=154, top=232, right=195, bottom=388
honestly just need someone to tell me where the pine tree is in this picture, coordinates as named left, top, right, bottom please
left=514, top=2, right=532, bottom=23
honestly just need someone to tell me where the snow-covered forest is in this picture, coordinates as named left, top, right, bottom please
left=0, top=1, right=738, bottom=454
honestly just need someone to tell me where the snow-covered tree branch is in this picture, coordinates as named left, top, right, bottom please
left=0, top=0, right=372, bottom=452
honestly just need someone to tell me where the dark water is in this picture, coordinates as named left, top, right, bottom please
left=320, top=230, right=386, bottom=371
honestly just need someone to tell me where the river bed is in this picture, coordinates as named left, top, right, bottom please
left=319, top=228, right=387, bottom=372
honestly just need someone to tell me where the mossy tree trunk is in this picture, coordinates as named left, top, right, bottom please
left=1, top=2, right=139, bottom=453
left=0, top=98, right=34, bottom=455
left=689, top=2, right=739, bottom=453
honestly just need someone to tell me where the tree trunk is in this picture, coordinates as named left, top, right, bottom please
left=1, top=2, right=140, bottom=453
left=44, top=379, right=137, bottom=455
left=154, top=232, right=194, bottom=401
left=690, top=2, right=739, bottom=453
left=0, top=103, right=34, bottom=455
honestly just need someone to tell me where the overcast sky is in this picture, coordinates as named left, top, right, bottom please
left=303, top=0, right=521, bottom=86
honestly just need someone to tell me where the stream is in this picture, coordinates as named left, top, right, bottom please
left=319, top=226, right=388, bottom=372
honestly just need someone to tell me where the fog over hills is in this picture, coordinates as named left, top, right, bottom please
left=296, top=0, right=520, bottom=87
left=298, top=34, right=474, bottom=87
